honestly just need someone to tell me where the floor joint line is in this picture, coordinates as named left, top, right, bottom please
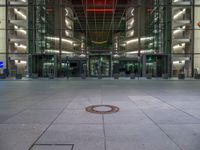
left=102, top=114, right=107, bottom=150
left=129, top=98, right=184, bottom=150
left=142, top=90, right=200, bottom=120
left=28, top=97, right=76, bottom=150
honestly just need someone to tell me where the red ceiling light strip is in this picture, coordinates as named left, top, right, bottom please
left=86, top=0, right=114, bottom=5
left=86, top=8, right=113, bottom=12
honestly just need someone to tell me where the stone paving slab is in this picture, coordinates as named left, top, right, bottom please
left=36, top=124, right=104, bottom=147
left=72, top=143, right=104, bottom=150
left=128, top=96, right=172, bottom=109
left=30, top=100, right=69, bottom=110
left=182, top=109, right=200, bottom=119
left=66, top=97, right=102, bottom=110
left=4, top=109, right=60, bottom=124
left=160, top=124, right=200, bottom=150
left=105, top=124, right=180, bottom=150
left=0, top=108, right=23, bottom=123
left=54, top=109, right=103, bottom=124
left=129, top=96, right=200, bottom=124
left=31, top=145, right=72, bottom=150
left=143, top=108, right=200, bottom=124
left=0, top=124, right=47, bottom=150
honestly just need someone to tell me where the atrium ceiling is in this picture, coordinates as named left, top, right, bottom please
left=72, top=0, right=129, bottom=47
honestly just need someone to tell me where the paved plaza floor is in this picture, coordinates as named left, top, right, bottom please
left=1, top=79, right=200, bottom=150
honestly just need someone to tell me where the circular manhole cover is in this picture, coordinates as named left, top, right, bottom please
left=85, top=105, right=120, bottom=114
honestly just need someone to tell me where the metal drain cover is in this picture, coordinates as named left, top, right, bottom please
left=85, top=105, right=119, bottom=114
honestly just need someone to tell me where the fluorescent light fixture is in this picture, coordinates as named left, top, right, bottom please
left=126, top=39, right=138, bottom=44
left=15, top=60, right=27, bottom=64
left=44, top=49, right=73, bottom=54
left=149, top=43, right=153, bottom=46
left=41, top=17, right=45, bottom=22
left=65, top=30, right=71, bottom=37
left=127, top=30, right=134, bottom=37
left=14, top=25, right=19, bottom=29
left=114, top=43, right=118, bottom=49
left=173, top=60, right=185, bottom=64
left=131, top=8, right=134, bottom=16
left=73, top=43, right=80, bottom=47
left=79, top=54, right=86, bottom=57
left=173, top=9, right=186, bottom=20
left=45, top=36, right=74, bottom=44
left=62, top=38, right=73, bottom=44
left=43, top=63, right=54, bottom=66
left=130, top=31, right=134, bottom=36
left=65, top=19, right=70, bottom=25
left=65, top=8, right=69, bottom=16
left=65, top=19, right=72, bottom=29
left=14, top=9, right=27, bottom=20
left=173, top=43, right=186, bottom=49
left=173, top=0, right=180, bottom=2
left=126, top=37, right=153, bottom=44
left=14, top=25, right=27, bottom=34
left=81, top=44, right=85, bottom=50
left=173, top=26, right=186, bottom=34
left=14, top=43, right=27, bottom=49
left=126, top=49, right=155, bottom=54
left=113, top=54, right=120, bottom=58
left=120, top=43, right=127, bottom=47
left=46, top=37, right=59, bottom=41
left=129, top=19, right=134, bottom=25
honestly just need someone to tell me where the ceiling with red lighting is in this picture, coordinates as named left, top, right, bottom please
left=72, top=0, right=129, bottom=46
left=70, top=0, right=154, bottom=51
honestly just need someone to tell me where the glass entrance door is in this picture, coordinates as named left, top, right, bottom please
left=32, top=54, right=56, bottom=77
left=89, top=55, right=111, bottom=77
left=145, top=55, right=169, bottom=77
left=117, top=60, right=139, bottom=77
left=61, top=58, right=87, bottom=78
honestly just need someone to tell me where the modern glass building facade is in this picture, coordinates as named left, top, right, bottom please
left=0, top=0, right=200, bottom=78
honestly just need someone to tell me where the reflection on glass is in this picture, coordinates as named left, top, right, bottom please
left=90, top=56, right=110, bottom=77
left=172, top=2, right=192, bottom=77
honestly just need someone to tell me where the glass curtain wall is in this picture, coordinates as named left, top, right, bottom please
left=144, top=0, right=194, bottom=77
left=1, top=0, right=28, bottom=77
left=1, top=0, right=200, bottom=78
left=0, top=0, right=7, bottom=75
left=118, top=2, right=142, bottom=77
left=194, top=0, right=200, bottom=76
left=33, top=0, right=77, bottom=77
left=122, top=0, right=170, bottom=77
left=171, top=0, right=193, bottom=77
left=0, top=0, right=84, bottom=78
left=144, top=0, right=167, bottom=77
